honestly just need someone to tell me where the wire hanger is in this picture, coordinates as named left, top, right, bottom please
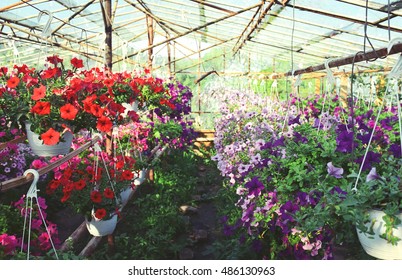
left=21, top=169, right=59, bottom=260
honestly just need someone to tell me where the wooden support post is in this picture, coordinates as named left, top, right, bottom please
left=173, top=41, right=176, bottom=74
left=103, top=0, right=113, bottom=70
left=166, top=34, right=172, bottom=76
left=340, top=73, right=349, bottom=107
left=146, top=15, right=154, bottom=71
left=315, top=78, right=321, bottom=94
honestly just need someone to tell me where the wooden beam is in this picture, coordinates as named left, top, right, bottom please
left=146, top=14, right=154, bottom=70
left=116, top=2, right=261, bottom=63
left=166, top=33, right=172, bottom=75
left=154, top=36, right=238, bottom=72
left=233, top=0, right=276, bottom=55
left=125, top=0, right=227, bottom=61
left=0, top=21, right=105, bottom=64
left=285, top=42, right=402, bottom=77
left=0, top=135, right=101, bottom=192
left=101, top=0, right=113, bottom=70
left=51, top=0, right=96, bottom=35
left=0, top=0, right=32, bottom=12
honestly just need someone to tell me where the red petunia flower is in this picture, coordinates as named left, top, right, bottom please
left=31, top=101, right=51, bottom=115
left=23, top=74, right=39, bottom=88
left=121, top=170, right=134, bottom=181
left=40, top=128, right=60, bottom=146
left=74, top=179, right=86, bottom=191
left=41, top=67, right=58, bottom=79
left=32, top=84, right=46, bottom=101
left=48, top=179, right=60, bottom=191
left=91, top=104, right=105, bottom=118
left=103, top=187, right=115, bottom=199
left=46, top=55, right=63, bottom=65
left=60, top=103, right=78, bottom=120
left=13, top=64, right=34, bottom=75
left=94, top=208, right=107, bottom=220
left=127, top=111, right=139, bottom=122
left=115, top=161, right=124, bottom=170
left=71, top=57, right=84, bottom=68
left=96, top=115, right=113, bottom=132
left=90, top=190, right=102, bottom=203
left=7, top=76, right=20, bottom=88
left=61, top=191, right=71, bottom=203
left=103, top=78, right=114, bottom=88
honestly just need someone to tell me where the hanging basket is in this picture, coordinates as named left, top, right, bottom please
left=133, top=169, right=147, bottom=186
left=25, top=122, right=73, bottom=157
left=356, top=209, right=402, bottom=260
left=85, top=211, right=118, bottom=237
left=119, top=185, right=136, bottom=207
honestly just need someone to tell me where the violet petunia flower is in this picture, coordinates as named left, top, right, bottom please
left=366, top=167, right=382, bottom=182
left=326, top=162, right=343, bottom=178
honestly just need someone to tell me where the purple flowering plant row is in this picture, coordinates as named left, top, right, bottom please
left=212, top=87, right=402, bottom=259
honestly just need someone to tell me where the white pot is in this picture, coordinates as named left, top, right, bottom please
left=356, top=209, right=402, bottom=260
left=25, top=122, right=73, bottom=157
left=119, top=185, right=135, bottom=207
left=86, top=212, right=118, bottom=237
left=133, top=169, right=147, bottom=186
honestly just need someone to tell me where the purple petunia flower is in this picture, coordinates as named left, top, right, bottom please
left=330, top=186, right=347, bottom=199
left=326, top=162, right=344, bottom=178
left=355, top=151, right=381, bottom=171
left=366, top=167, right=382, bottom=182
left=389, top=143, right=402, bottom=158
left=245, top=176, right=265, bottom=197
left=336, top=130, right=355, bottom=153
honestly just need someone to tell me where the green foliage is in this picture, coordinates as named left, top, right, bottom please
left=91, top=150, right=200, bottom=259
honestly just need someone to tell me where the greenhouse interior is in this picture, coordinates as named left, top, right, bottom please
left=0, top=0, right=402, bottom=261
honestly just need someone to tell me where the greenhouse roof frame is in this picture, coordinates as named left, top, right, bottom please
left=0, top=0, right=401, bottom=77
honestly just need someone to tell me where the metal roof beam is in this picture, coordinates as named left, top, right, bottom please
left=115, top=2, right=262, bottom=63
left=188, top=0, right=236, bottom=15
left=288, top=2, right=402, bottom=33
left=51, top=0, right=96, bottom=35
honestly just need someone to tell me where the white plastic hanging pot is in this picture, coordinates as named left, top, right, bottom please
left=119, top=185, right=136, bottom=207
left=25, top=122, right=73, bottom=157
left=86, top=211, right=118, bottom=237
left=133, top=169, right=147, bottom=186
left=356, top=209, right=402, bottom=260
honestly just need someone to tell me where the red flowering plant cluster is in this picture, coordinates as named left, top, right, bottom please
left=45, top=134, right=138, bottom=221
left=129, top=68, right=177, bottom=115
left=0, top=55, right=87, bottom=145
left=0, top=55, right=144, bottom=146
left=62, top=67, right=141, bottom=134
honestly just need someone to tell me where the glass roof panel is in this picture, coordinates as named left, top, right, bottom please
left=0, top=0, right=401, bottom=75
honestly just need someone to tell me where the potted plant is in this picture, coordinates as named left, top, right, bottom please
left=0, top=55, right=87, bottom=156
left=337, top=104, right=402, bottom=259
left=45, top=136, right=137, bottom=236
